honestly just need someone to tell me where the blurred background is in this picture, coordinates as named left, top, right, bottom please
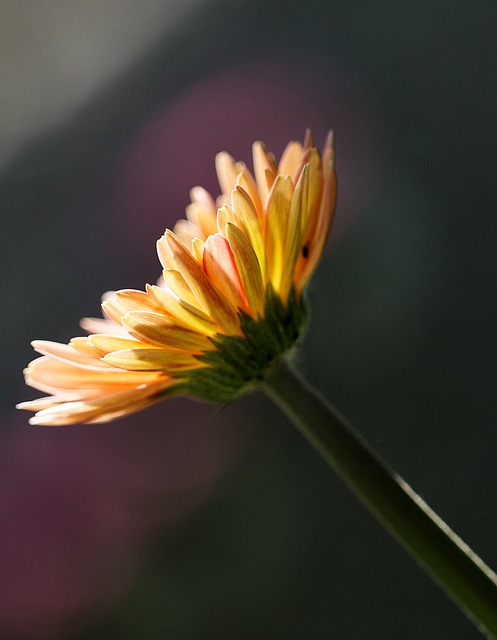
left=2, top=0, right=497, bottom=638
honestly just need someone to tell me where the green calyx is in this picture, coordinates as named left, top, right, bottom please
left=172, top=285, right=307, bottom=403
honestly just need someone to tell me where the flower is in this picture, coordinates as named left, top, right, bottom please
left=18, top=130, right=336, bottom=425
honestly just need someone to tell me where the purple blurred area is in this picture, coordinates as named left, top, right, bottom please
left=110, top=54, right=378, bottom=260
left=0, top=402, right=238, bottom=639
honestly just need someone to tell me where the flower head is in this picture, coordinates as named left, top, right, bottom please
left=18, top=130, right=336, bottom=425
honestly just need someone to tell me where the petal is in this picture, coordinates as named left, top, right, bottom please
left=69, top=336, right=106, bottom=356
left=190, top=185, right=216, bottom=211
left=80, top=316, right=126, bottom=335
left=192, top=237, right=204, bottom=263
left=235, top=170, right=262, bottom=220
left=146, top=284, right=217, bottom=335
left=264, top=175, right=293, bottom=293
left=17, top=396, right=69, bottom=412
left=203, top=234, right=248, bottom=312
left=31, top=340, right=108, bottom=369
left=122, top=310, right=213, bottom=351
left=27, top=379, right=174, bottom=426
left=216, top=203, right=236, bottom=238
left=215, top=151, right=239, bottom=196
left=165, top=231, right=241, bottom=334
left=173, top=218, right=200, bottom=248
left=161, top=269, right=198, bottom=307
left=297, top=148, right=323, bottom=234
left=252, top=141, right=276, bottom=209
left=279, top=164, right=307, bottom=300
left=103, top=348, right=202, bottom=371
left=185, top=202, right=217, bottom=240
left=24, top=356, right=162, bottom=390
left=295, top=131, right=337, bottom=291
left=231, top=186, right=268, bottom=285
left=101, top=289, right=164, bottom=325
left=157, top=234, right=177, bottom=271
left=278, top=140, right=304, bottom=180
left=225, top=223, right=264, bottom=317
left=88, top=334, right=159, bottom=356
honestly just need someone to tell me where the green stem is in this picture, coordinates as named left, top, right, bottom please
left=261, top=358, right=497, bottom=639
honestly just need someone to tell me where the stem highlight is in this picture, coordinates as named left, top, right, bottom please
left=262, top=359, right=497, bottom=638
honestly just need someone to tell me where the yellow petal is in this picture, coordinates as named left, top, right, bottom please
left=69, top=336, right=104, bottom=357
left=165, top=231, right=240, bottom=334
left=192, top=237, right=205, bottom=263
left=103, top=348, right=201, bottom=371
left=216, top=203, right=236, bottom=238
left=146, top=284, right=217, bottom=335
left=101, top=289, right=165, bottom=326
left=123, top=310, right=213, bottom=351
left=88, top=333, right=159, bottom=356
left=225, top=223, right=264, bottom=317
left=298, top=148, right=323, bottom=235
left=264, top=175, right=293, bottom=293
left=279, top=164, right=307, bottom=301
left=295, top=131, right=337, bottom=291
left=161, top=269, right=198, bottom=307
left=231, top=186, right=268, bottom=285
left=235, top=170, right=262, bottom=220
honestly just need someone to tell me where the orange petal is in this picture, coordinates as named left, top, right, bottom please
left=278, top=141, right=304, bottom=180
left=31, top=340, right=108, bottom=369
left=157, top=234, right=177, bottom=270
left=185, top=202, right=217, bottom=240
left=215, top=151, right=239, bottom=196
left=174, top=218, right=200, bottom=248
left=24, top=356, right=162, bottom=390
left=190, top=185, right=216, bottom=211
left=26, top=379, right=173, bottom=426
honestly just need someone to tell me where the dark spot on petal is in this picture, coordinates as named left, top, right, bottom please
left=302, top=245, right=309, bottom=258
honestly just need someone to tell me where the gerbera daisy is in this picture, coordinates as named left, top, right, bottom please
left=18, top=130, right=336, bottom=425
